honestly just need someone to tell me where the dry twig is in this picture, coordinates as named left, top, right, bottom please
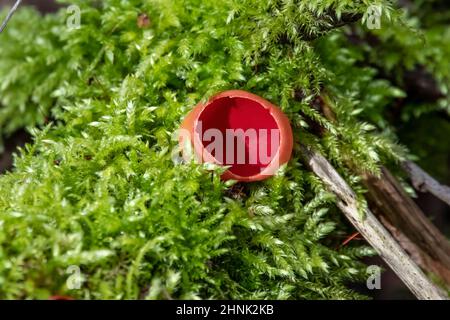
left=0, top=0, right=22, bottom=34
left=402, top=160, right=450, bottom=207
left=301, top=145, right=448, bottom=300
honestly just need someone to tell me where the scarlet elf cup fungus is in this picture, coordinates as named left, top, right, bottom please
left=179, top=90, right=294, bottom=182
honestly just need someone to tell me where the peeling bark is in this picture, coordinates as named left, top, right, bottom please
left=362, top=167, right=450, bottom=286
left=301, top=146, right=448, bottom=300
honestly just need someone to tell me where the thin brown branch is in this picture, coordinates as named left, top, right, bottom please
left=402, top=160, right=450, bottom=207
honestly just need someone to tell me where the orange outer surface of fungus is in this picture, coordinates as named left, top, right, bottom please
left=179, top=90, right=294, bottom=182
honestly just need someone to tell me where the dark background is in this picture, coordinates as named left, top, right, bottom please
left=1, top=0, right=449, bottom=300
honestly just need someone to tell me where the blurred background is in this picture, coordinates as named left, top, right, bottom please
left=1, top=0, right=449, bottom=300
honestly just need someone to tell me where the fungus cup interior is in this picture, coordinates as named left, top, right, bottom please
left=196, top=96, right=280, bottom=178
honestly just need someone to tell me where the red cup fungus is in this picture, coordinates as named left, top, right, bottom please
left=179, top=90, right=293, bottom=182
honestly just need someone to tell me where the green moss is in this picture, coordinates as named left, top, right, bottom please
left=0, top=0, right=448, bottom=299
